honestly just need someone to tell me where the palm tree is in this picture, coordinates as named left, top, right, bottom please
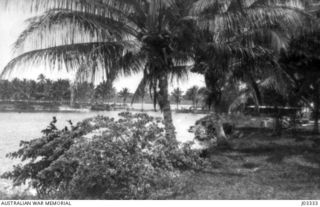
left=1, top=0, right=196, bottom=141
left=171, top=88, right=183, bottom=110
left=2, top=0, right=313, bottom=141
left=37, top=74, right=46, bottom=85
left=69, top=83, right=76, bottom=107
left=118, top=88, right=130, bottom=107
left=71, top=64, right=98, bottom=106
left=192, top=0, right=314, bottom=103
left=197, top=86, right=213, bottom=110
left=185, top=86, right=200, bottom=109
left=95, top=81, right=116, bottom=104
left=43, top=79, right=53, bottom=101
left=132, top=87, right=148, bottom=111
left=190, top=0, right=314, bottom=145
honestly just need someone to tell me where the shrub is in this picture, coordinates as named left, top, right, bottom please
left=2, top=112, right=203, bottom=199
left=191, top=114, right=235, bottom=143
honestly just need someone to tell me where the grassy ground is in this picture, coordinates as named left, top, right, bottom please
left=176, top=128, right=320, bottom=199
left=1, top=127, right=320, bottom=200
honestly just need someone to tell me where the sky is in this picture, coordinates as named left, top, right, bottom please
left=0, top=9, right=205, bottom=92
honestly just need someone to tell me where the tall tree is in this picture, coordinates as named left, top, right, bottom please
left=192, top=0, right=314, bottom=107
left=190, top=0, right=313, bottom=144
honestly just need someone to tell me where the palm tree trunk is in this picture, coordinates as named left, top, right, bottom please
left=247, top=73, right=262, bottom=113
left=105, top=72, right=116, bottom=105
left=273, top=106, right=282, bottom=136
left=158, top=75, right=176, bottom=141
left=90, top=91, right=95, bottom=105
left=313, top=85, right=319, bottom=134
left=211, top=112, right=228, bottom=147
left=70, top=84, right=76, bottom=107
left=141, top=98, right=144, bottom=111
left=205, top=72, right=228, bottom=146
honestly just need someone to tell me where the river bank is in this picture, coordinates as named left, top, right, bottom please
left=0, top=101, right=211, bottom=114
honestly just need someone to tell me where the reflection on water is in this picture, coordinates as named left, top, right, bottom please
left=0, top=108, right=205, bottom=177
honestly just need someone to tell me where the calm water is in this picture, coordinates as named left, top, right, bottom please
left=0, top=108, right=205, bottom=184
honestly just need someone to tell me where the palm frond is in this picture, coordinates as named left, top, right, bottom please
left=73, top=63, right=95, bottom=84
left=250, top=0, right=305, bottom=9
left=259, top=62, right=290, bottom=96
left=228, top=88, right=255, bottom=113
left=231, top=28, right=289, bottom=53
left=131, top=69, right=149, bottom=104
left=13, top=9, right=138, bottom=53
left=198, top=6, right=309, bottom=39
left=1, top=0, right=136, bottom=15
left=1, top=41, right=137, bottom=80
left=169, top=65, right=190, bottom=83
left=205, top=42, right=272, bottom=63
left=120, top=50, right=146, bottom=76
left=233, top=55, right=290, bottom=97
left=191, top=0, right=233, bottom=16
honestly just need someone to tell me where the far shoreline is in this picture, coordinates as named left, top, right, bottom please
left=0, top=101, right=208, bottom=114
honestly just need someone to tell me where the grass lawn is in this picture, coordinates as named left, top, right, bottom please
left=1, top=128, right=320, bottom=200
left=176, top=128, right=320, bottom=200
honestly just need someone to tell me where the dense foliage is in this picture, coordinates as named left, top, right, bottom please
left=279, top=30, right=320, bottom=133
left=1, top=113, right=203, bottom=199
left=0, top=77, right=140, bottom=105
left=0, top=78, right=71, bottom=102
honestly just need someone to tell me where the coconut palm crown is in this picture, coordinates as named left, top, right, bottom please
left=191, top=0, right=316, bottom=109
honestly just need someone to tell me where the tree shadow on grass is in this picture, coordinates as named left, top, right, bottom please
left=180, top=129, right=320, bottom=199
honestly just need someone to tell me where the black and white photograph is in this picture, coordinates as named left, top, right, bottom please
left=0, top=0, right=320, bottom=203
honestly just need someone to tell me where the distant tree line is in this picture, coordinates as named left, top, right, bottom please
left=0, top=74, right=212, bottom=108
left=0, top=74, right=115, bottom=104
left=0, top=75, right=71, bottom=102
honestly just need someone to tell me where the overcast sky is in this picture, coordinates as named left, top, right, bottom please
left=0, top=9, right=205, bottom=92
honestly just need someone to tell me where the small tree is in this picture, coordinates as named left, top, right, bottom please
left=37, top=74, right=46, bottom=85
left=95, top=82, right=116, bottom=104
left=118, top=88, right=131, bottom=107
left=171, top=88, right=183, bottom=110
left=185, top=86, right=200, bottom=110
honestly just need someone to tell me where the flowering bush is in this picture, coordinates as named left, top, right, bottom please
left=2, top=112, right=203, bottom=199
